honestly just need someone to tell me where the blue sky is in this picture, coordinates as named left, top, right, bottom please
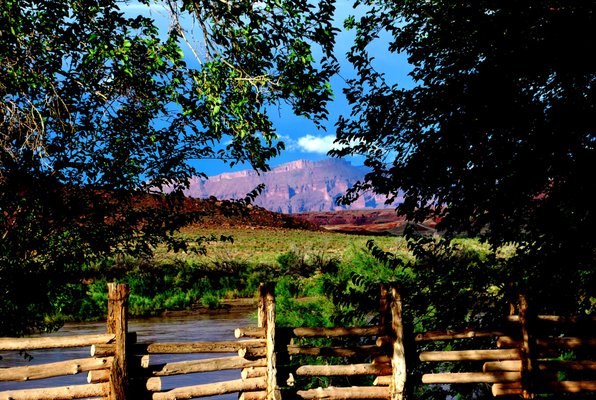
left=124, top=1, right=412, bottom=177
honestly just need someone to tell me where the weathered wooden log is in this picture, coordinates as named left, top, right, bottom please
left=151, top=355, right=266, bottom=376
left=484, top=360, right=596, bottom=372
left=291, top=326, right=385, bottom=338
left=152, top=377, right=266, bottom=400
left=483, top=360, right=521, bottom=372
left=497, top=336, right=596, bottom=349
left=419, top=349, right=521, bottom=362
left=87, top=369, right=109, bottom=383
left=373, top=376, right=391, bottom=386
left=146, top=377, right=162, bottom=392
left=107, top=282, right=129, bottom=400
left=239, top=346, right=267, bottom=358
left=421, top=371, right=521, bottom=384
left=415, top=329, right=507, bottom=342
left=287, top=345, right=385, bottom=358
left=239, top=391, right=267, bottom=400
left=0, top=334, right=114, bottom=351
left=236, top=327, right=266, bottom=339
left=492, top=381, right=596, bottom=396
left=140, top=355, right=150, bottom=368
left=491, top=382, right=523, bottom=396
left=495, top=336, right=518, bottom=348
left=236, top=326, right=386, bottom=339
left=296, top=386, right=390, bottom=399
left=141, top=340, right=266, bottom=354
left=373, top=355, right=392, bottom=364
left=88, top=332, right=135, bottom=357
left=0, top=357, right=112, bottom=381
left=375, top=336, right=392, bottom=348
left=242, top=367, right=267, bottom=379
left=295, top=363, right=392, bottom=377
left=506, top=315, right=596, bottom=324
left=540, top=360, right=596, bottom=371
left=92, top=340, right=266, bottom=357
left=537, top=380, right=596, bottom=393
left=91, top=343, right=114, bottom=357
left=0, top=383, right=108, bottom=400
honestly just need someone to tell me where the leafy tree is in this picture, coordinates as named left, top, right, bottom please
left=0, top=0, right=337, bottom=335
left=333, top=1, right=595, bottom=312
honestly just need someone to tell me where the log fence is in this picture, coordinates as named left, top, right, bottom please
left=1, top=282, right=595, bottom=399
left=416, top=294, right=596, bottom=398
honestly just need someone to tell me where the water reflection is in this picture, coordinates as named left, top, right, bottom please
left=0, top=309, right=256, bottom=399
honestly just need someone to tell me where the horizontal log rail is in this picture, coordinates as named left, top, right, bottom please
left=296, top=386, right=390, bottom=400
left=235, top=326, right=385, bottom=339
left=295, top=363, right=392, bottom=377
left=149, top=355, right=267, bottom=376
left=421, top=371, right=521, bottom=384
left=496, top=336, right=596, bottom=349
left=373, top=376, right=391, bottom=386
left=0, top=356, right=112, bottom=382
left=415, top=329, right=507, bottom=342
left=0, top=383, right=108, bottom=400
left=147, top=377, right=162, bottom=392
left=483, top=359, right=596, bottom=372
left=0, top=334, right=115, bottom=351
left=236, top=327, right=265, bottom=339
left=140, top=340, right=265, bottom=354
left=286, top=344, right=385, bottom=358
left=492, top=381, right=596, bottom=396
left=91, top=339, right=265, bottom=357
left=239, top=391, right=266, bottom=400
left=241, top=367, right=266, bottom=379
left=152, top=377, right=267, bottom=399
left=506, top=315, right=596, bottom=324
left=238, top=346, right=267, bottom=358
left=419, top=348, right=521, bottom=362
left=88, top=369, right=109, bottom=383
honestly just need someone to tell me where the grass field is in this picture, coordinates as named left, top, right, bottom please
left=158, top=225, right=411, bottom=265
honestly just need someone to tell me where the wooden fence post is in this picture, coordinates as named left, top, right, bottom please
left=379, top=284, right=389, bottom=328
left=258, top=283, right=268, bottom=329
left=260, top=283, right=281, bottom=400
left=107, top=283, right=130, bottom=400
left=389, top=285, right=406, bottom=400
left=519, top=294, right=535, bottom=399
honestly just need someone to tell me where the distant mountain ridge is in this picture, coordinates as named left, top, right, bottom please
left=185, top=158, right=392, bottom=213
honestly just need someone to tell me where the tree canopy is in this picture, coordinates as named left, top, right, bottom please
left=332, top=0, right=596, bottom=309
left=2, top=0, right=595, bottom=335
left=0, top=0, right=337, bottom=335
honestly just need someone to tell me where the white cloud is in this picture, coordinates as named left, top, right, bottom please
left=297, top=134, right=338, bottom=154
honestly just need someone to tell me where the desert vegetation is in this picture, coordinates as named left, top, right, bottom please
left=46, top=226, right=408, bottom=322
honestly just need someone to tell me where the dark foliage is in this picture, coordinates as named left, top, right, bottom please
left=0, top=0, right=337, bottom=335
left=332, top=1, right=596, bottom=309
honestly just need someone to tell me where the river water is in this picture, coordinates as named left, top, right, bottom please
left=0, top=309, right=256, bottom=398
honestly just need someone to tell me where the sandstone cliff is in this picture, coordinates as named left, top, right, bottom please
left=184, top=158, right=392, bottom=213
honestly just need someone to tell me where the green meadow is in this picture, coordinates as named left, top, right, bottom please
left=51, top=226, right=411, bottom=323
left=168, top=226, right=409, bottom=265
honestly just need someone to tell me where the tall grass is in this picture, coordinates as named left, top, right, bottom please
left=50, top=228, right=409, bottom=321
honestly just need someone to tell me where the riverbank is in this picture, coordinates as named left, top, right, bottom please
left=160, top=297, right=258, bottom=317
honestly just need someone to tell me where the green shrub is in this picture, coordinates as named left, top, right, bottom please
left=201, top=292, right=221, bottom=309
